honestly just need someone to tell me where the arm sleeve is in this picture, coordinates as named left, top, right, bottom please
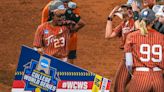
left=125, top=52, right=133, bottom=66
left=33, top=25, right=44, bottom=47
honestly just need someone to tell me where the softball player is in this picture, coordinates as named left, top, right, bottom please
left=105, top=5, right=134, bottom=49
left=125, top=8, right=164, bottom=92
left=41, top=0, right=85, bottom=64
left=33, top=1, right=80, bottom=62
left=105, top=5, right=135, bottom=92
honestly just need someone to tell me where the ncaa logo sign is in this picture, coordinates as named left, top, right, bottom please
left=40, top=59, right=49, bottom=68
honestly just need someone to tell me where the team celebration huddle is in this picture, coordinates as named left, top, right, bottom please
left=32, top=0, right=163, bottom=92
left=105, top=0, right=164, bottom=92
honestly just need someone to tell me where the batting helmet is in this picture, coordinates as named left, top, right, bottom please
left=49, top=0, right=66, bottom=12
left=140, top=8, right=156, bottom=24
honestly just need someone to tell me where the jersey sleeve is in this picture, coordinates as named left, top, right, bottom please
left=33, top=25, right=44, bottom=47
left=124, top=33, right=133, bottom=52
left=73, top=8, right=80, bottom=15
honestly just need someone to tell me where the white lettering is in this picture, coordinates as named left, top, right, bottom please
left=45, top=35, right=54, bottom=46
left=23, top=72, right=56, bottom=91
left=32, top=71, right=51, bottom=83
left=45, top=35, right=65, bottom=48
left=62, top=81, right=88, bottom=90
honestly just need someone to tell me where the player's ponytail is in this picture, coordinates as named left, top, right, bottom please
left=139, top=8, right=156, bottom=35
left=139, top=20, right=148, bottom=35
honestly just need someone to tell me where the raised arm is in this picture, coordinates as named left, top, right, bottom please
left=105, top=6, right=120, bottom=39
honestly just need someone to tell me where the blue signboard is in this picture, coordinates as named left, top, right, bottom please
left=12, top=45, right=111, bottom=92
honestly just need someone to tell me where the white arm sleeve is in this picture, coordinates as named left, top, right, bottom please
left=125, top=52, right=133, bottom=70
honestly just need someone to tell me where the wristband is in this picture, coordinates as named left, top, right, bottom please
left=107, top=17, right=113, bottom=21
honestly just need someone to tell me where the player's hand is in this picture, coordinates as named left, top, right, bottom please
left=37, top=48, right=44, bottom=55
left=109, top=6, right=120, bottom=17
left=131, top=1, right=140, bottom=12
left=158, top=16, right=164, bottom=24
left=34, top=47, right=44, bottom=55
left=64, top=20, right=76, bottom=25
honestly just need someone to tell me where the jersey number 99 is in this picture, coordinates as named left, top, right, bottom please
left=140, top=44, right=162, bottom=62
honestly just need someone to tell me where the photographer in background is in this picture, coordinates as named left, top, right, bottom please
left=62, top=0, right=85, bottom=64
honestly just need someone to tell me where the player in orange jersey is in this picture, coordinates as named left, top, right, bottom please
left=33, top=1, right=82, bottom=62
left=125, top=8, right=164, bottom=92
left=105, top=5, right=134, bottom=49
left=105, top=4, right=135, bottom=92
left=41, top=0, right=85, bottom=64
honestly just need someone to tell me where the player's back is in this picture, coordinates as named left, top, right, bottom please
left=127, top=29, right=164, bottom=69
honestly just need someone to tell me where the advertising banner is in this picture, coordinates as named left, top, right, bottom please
left=12, top=46, right=111, bottom=92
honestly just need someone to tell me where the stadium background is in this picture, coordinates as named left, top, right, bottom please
left=0, top=0, right=127, bottom=91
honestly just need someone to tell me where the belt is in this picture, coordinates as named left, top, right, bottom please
left=135, top=67, right=162, bottom=72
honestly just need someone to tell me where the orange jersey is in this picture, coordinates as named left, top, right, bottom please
left=33, top=22, right=70, bottom=58
left=113, top=18, right=135, bottom=48
left=70, top=0, right=80, bottom=15
left=68, top=32, right=77, bottom=50
left=124, top=29, right=164, bottom=69
left=73, top=8, right=80, bottom=15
